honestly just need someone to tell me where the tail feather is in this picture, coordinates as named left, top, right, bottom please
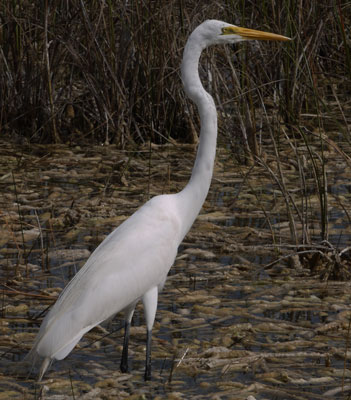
left=25, top=348, right=52, bottom=381
left=38, top=357, right=51, bottom=381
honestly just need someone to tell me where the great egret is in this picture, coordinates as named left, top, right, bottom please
left=28, top=20, right=289, bottom=381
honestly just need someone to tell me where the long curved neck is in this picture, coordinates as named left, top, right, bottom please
left=176, top=35, right=218, bottom=238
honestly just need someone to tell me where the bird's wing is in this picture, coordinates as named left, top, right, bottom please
left=32, top=194, right=181, bottom=360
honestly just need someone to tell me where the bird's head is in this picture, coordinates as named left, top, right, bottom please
left=193, top=19, right=290, bottom=47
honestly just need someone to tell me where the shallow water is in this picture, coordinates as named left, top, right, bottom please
left=0, top=139, right=351, bottom=399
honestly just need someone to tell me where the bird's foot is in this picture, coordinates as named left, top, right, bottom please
left=144, top=366, right=151, bottom=381
left=120, top=362, right=129, bottom=373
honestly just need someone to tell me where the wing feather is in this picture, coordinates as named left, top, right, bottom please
left=31, top=194, right=181, bottom=360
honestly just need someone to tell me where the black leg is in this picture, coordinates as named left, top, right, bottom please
left=120, top=321, right=130, bottom=373
left=144, top=329, right=152, bottom=381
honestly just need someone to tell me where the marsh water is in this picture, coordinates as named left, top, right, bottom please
left=1, top=136, right=351, bottom=399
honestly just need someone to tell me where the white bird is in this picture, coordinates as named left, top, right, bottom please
left=28, top=20, right=290, bottom=381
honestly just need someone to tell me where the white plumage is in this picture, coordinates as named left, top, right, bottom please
left=28, top=20, right=289, bottom=381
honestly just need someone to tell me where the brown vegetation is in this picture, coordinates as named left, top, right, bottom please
left=1, top=1, right=349, bottom=147
left=0, top=2, right=351, bottom=397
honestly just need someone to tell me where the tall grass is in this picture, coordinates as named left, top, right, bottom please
left=1, top=1, right=348, bottom=146
left=219, top=1, right=351, bottom=261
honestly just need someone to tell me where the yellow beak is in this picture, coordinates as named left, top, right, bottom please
left=222, top=26, right=291, bottom=41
